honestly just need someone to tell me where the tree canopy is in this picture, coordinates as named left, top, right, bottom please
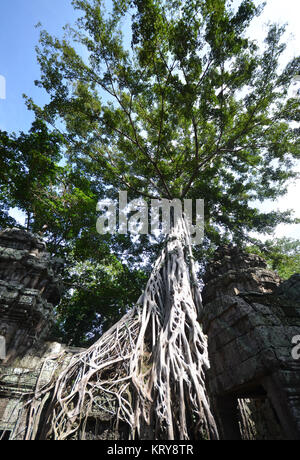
left=1, top=0, right=299, bottom=345
left=26, top=0, right=299, bottom=242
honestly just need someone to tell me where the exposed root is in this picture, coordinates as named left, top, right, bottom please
left=20, top=218, right=219, bottom=440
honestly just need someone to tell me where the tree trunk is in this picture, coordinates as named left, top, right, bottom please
left=23, top=217, right=219, bottom=440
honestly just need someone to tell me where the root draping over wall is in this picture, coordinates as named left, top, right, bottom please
left=22, top=218, right=218, bottom=440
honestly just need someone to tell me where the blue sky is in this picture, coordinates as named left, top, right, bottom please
left=0, top=0, right=77, bottom=133
left=0, top=0, right=299, bottom=239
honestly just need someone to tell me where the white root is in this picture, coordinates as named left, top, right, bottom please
left=21, top=217, right=218, bottom=440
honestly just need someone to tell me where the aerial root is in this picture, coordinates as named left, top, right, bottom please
left=20, top=218, right=218, bottom=440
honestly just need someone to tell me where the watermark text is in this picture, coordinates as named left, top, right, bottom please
left=0, top=75, right=6, bottom=99
left=0, top=335, right=6, bottom=360
left=291, top=335, right=300, bottom=360
left=96, top=192, right=204, bottom=244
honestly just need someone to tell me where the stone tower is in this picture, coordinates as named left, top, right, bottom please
left=202, top=245, right=300, bottom=440
left=0, top=229, right=86, bottom=440
left=0, top=227, right=63, bottom=363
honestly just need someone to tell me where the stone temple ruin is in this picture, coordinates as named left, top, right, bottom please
left=201, top=246, right=300, bottom=440
left=0, top=228, right=299, bottom=440
left=0, top=228, right=84, bottom=440
left=0, top=228, right=62, bottom=362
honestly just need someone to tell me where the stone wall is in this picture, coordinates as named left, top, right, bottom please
left=0, top=341, right=85, bottom=439
left=0, top=228, right=85, bottom=440
left=1, top=230, right=300, bottom=440
left=0, top=228, right=64, bottom=363
left=201, top=245, right=300, bottom=440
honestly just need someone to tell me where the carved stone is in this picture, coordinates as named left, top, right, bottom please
left=0, top=229, right=81, bottom=440
left=0, top=228, right=63, bottom=363
left=202, top=245, right=300, bottom=440
left=1, top=232, right=300, bottom=440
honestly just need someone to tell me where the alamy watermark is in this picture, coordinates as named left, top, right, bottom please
left=292, top=75, right=300, bottom=98
left=0, top=75, right=6, bottom=100
left=0, top=335, right=6, bottom=360
left=291, top=335, right=300, bottom=360
left=96, top=192, right=204, bottom=245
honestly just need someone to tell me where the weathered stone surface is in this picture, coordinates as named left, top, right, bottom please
left=0, top=229, right=74, bottom=439
left=1, top=232, right=300, bottom=440
left=0, top=229, right=124, bottom=441
left=0, top=341, right=86, bottom=438
left=275, top=273, right=300, bottom=302
left=202, top=245, right=300, bottom=440
left=0, top=228, right=64, bottom=363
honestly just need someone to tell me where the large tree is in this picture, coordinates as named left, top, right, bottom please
left=18, top=0, right=300, bottom=440
left=26, top=0, right=299, bottom=242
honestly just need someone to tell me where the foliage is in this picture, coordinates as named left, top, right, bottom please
left=54, top=256, right=148, bottom=346
left=0, top=120, right=63, bottom=228
left=0, top=121, right=149, bottom=344
left=2, top=0, right=300, bottom=344
left=246, top=237, right=300, bottom=279
left=25, top=0, right=300, bottom=247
